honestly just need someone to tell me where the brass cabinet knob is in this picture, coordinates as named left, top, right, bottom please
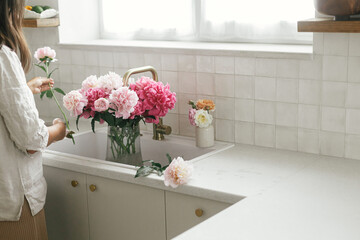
left=195, top=208, right=204, bottom=217
left=71, top=180, right=79, bottom=188
left=89, top=184, right=97, bottom=192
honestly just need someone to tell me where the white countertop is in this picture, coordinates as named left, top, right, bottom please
left=43, top=127, right=360, bottom=240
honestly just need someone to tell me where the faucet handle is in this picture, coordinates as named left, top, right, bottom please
left=156, top=124, right=172, bottom=135
left=153, top=118, right=172, bottom=140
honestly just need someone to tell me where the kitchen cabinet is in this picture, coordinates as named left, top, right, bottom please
left=43, top=166, right=89, bottom=240
left=165, top=191, right=231, bottom=239
left=86, top=175, right=166, bottom=240
left=44, top=166, right=231, bottom=240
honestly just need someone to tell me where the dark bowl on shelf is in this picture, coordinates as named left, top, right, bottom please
left=314, top=0, right=360, bottom=20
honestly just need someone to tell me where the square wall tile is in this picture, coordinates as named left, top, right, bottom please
left=216, top=119, right=235, bottom=142
left=298, top=129, right=319, bottom=154
left=346, top=109, right=360, bottom=134
left=59, top=65, right=72, bottom=83
left=255, top=58, right=277, bottom=77
left=196, top=56, right=214, bottom=73
left=84, top=51, right=99, bottom=67
left=196, top=73, right=215, bottom=96
left=322, top=55, right=348, bottom=82
left=254, top=76, right=276, bottom=101
left=323, top=33, right=349, bottom=56
left=215, top=97, right=235, bottom=120
left=113, top=52, right=129, bottom=68
left=178, top=55, right=196, bottom=72
left=179, top=114, right=195, bottom=137
left=71, top=65, right=85, bottom=83
left=276, top=127, right=298, bottom=151
left=178, top=72, right=196, bottom=94
left=71, top=50, right=85, bottom=65
left=235, top=99, right=254, bottom=122
left=255, top=124, right=275, bottom=148
left=98, top=51, right=114, bottom=68
left=299, top=79, right=321, bottom=105
left=215, top=56, right=235, bottom=74
left=128, top=53, right=145, bottom=67
left=178, top=93, right=196, bottom=115
left=235, top=121, right=254, bottom=145
left=235, top=57, right=255, bottom=76
left=215, top=74, right=234, bottom=97
left=345, top=135, right=360, bottom=160
left=347, top=57, right=360, bottom=82
left=56, top=49, right=72, bottom=65
left=320, top=131, right=345, bottom=157
left=346, top=83, right=360, bottom=108
left=322, top=81, right=346, bottom=107
left=85, top=66, right=99, bottom=78
left=162, top=71, right=178, bottom=93
left=144, top=54, right=162, bottom=70
left=276, top=78, right=298, bottom=103
left=161, top=54, right=178, bottom=71
left=276, top=59, right=299, bottom=79
left=298, top=104, right=319, bottom=130
left=276, top=103, right=298, bottom=127
left=235, top=75, right=254, bottom=99
left=299, top=56, right=322, bottom=80
left=349, top=33, right=360, bottom=57
left=313, top=33, right=324, bottom=55
left=255, top=101, right=276, bottom=124
left=321, top=107, right=346, bottom=133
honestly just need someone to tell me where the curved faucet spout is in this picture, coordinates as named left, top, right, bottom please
left=122, top=66, right=158, bottom=86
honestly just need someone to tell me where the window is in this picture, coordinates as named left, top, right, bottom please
left=101, top=0, right=313, bottom=44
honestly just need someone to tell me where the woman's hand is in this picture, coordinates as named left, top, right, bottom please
left=27, top=77, right=54, bottom=94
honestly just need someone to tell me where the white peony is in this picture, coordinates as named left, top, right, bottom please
left=163, top=157, right=193, bottom=188
left=194, top=109, right=213, bottom=128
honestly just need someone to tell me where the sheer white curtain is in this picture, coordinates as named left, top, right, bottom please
left=101, top=0, right=314, bottom=43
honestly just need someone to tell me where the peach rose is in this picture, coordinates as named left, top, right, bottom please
left=196, top=99, right=215, bottom=111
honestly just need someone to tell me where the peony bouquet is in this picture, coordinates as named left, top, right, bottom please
left=188, top=99, right=215, bottom=128
left=63, top=73, right=176, bottom=161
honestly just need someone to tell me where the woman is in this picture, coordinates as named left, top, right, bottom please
left=0, top=0, right=66, bottom=239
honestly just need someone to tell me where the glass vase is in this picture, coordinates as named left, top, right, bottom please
left=106, top=123, right=143, bottom=166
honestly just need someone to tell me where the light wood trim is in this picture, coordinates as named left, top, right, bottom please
left=298, top=17, right=360, bottom=33
left=22, top=18, right=60, bottom=28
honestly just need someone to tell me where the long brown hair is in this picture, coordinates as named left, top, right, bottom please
left=0, top=0, right=31, bottom=73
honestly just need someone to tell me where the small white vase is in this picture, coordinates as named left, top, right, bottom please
left=195, top=125, right=214, bottom=148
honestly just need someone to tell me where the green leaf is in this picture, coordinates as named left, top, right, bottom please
left=134, top=166, right=154, bottom=178
left=40, top=91, right=46, bottom=99
left=152, top=162, right=162, bottom=169
left=53, top=87, right=65, bottom=95
left=91, top=118, right=95, bottom=133
left=35, top=64, right=46, bottom=73
left=76, top=115, right=80, bottom=131
left=161, top=165, right=169, bottom=171
left=166, top=153, right=172, bottom=164
left=48, top=68, right=59, bottom=78
left=45, top=90, right=53, bottom=99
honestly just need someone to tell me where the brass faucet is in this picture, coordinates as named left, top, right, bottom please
left=122, top=66, right=172, bottom=141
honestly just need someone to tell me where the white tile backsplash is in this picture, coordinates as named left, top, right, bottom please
left=25, top=29, right=360, bottom=161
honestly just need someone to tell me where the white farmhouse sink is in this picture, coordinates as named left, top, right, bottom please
left=47, top=128, right=233, bottom=167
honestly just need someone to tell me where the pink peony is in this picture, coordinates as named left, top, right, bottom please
left=34, top=46, right=56, bottom=62
left=84, top=88, right=108, bottom=111
left=130, top=77, right=176, bottom=124
left=98, top=72, right=123, bottom=93
left=163, top=157, right=193, bottom=188
left=188, top=108, right=196, bottom=126
left=63, top=90, right=88, bottom=116
left=81, top=75, right=99, bottom=92
left=94, top=98, right=110, bottom=112
left=109, top=87, right=139, bottom=119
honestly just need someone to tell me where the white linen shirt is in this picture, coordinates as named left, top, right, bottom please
left=0, top=45, right=48, bottom=221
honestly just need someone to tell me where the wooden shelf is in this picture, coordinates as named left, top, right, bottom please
left=22, top=18, right=60, bottom=28
left=298, top=17, right=360, bottom=33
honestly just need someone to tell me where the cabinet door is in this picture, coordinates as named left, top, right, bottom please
left=43, top=166, right=89, bottom=240
left=165, top=191, right=231, bottom=239
left=87, top=175, right=166, bottom=240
